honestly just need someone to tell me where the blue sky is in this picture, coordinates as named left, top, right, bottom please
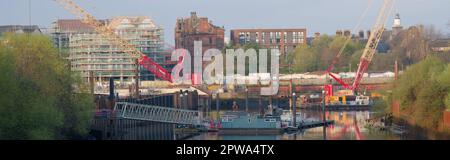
left=1, top=0, right=449, bottom=44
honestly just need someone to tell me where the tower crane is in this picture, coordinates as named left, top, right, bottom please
left=53, top=0, right=173, bottom=84
left=326, top=0, right=394, bottom=92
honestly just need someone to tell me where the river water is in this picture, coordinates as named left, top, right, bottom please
left=188, top=98, right=401, bottom=140
left=189, top=110, right=400, bottom=140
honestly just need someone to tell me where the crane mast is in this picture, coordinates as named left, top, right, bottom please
left=352, top=0, right=393, bottom=90
left=53, top=0, right=172, bottom=83
left=327, top=0, right=394, bottom=91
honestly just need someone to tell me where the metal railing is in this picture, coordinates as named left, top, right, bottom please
left=113, top=102, right=201, bottom=125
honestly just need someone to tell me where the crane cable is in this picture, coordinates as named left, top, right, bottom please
left=326, top=0, right=374, bottom=73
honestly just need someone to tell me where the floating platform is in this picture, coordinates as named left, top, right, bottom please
left=283, top=120, right=335, bottom=132
left=174, top=127, right=201, bottom=134
left=298, top=120, right=334, bottom=129
left=218, top=128, right=284, bottom=135
left=325, top=105, right=371, bottom=111
left=299, top=104, right=371, bottom=111
left=217, top=120, right=334, bottom=134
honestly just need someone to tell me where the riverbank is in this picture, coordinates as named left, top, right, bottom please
left=392, top=117, right=450, bottom=140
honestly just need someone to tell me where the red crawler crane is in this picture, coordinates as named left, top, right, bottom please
left=325, top=0, right=394, bottom=91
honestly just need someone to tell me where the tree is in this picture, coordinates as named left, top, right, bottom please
left=437, top=64, right=450, bottom=110
left=388, top=25, right=436, bottom=65
left=291, top=44, right=316, bottom=73
left=0, top=34, right=94, bottom=139
left=223, top=42, right=264, bottom=75
left=285, top=35, right=365, bottom=73
left=422, top=24, right=442, bottom=41
left=390, top=56, right=449, bottom=129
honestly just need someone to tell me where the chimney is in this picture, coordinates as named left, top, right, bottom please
left=358, top=30, right=365, bottom=39
left=190, top=12, right=197, bottom=18
left=344, top=30, right=351, bottom=37
left=336, top=30, right=343, bottom=36
left=314, top=32, right=321, bottom=39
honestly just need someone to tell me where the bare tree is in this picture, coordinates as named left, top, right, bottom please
left=422, top=24, right=442, bottom=41
left=447, top=21, right=450, bottom=38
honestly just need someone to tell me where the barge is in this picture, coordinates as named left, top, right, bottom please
left=218, top=110, right=284, bottom=135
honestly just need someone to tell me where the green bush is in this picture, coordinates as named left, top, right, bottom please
left=390, top=56, right=449, bottom=129
left=284, top=35, right=368, bottom=73
left=372, top=99, right=389, bottom=117
left=0, top=34, right=94, bottom=139
left=438, top=64, right=450, bottom=110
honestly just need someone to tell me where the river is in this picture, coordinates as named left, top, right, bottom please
left=187, top=98, right=401, bottom=140
left=189, top=110, right=401, bottom=140
left=95, top=98, right=444, bottom=140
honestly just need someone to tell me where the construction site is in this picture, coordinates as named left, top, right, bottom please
left=0, top=0, right=449, bottom=142
left=52, top=16, right=168, bottom=82
left=57, top=0, right=400, bottom=141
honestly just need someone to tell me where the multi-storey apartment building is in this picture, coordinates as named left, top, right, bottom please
left=230, top=28, right=307, bottom=55
left=52, top=17, right=167, bottom=82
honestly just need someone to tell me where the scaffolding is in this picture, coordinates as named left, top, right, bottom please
left=68, top=16, right=165, bottom=83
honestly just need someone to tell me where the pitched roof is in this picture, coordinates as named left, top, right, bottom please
left=54, top=19, right=100, bottom=33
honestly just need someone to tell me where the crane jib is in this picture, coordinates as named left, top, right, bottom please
left=323, top=0, right=392, bottom=91
left=55, top=0, right=173, bottom=83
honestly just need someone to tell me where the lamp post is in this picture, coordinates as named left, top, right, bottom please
left=216, top=92, right=220, bottom=122
left=322, top=89, right=327, bottom=140
left=179, top=93, right=183, bottom=109
left=245, top=88, right=249, bottom=113
left=292, top=92, right=297, bottom=127
left=209, top=93, right=213, bottom=119
left=184, top=91, right=189, bottom=109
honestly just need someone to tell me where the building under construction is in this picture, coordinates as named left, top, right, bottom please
left=52, top=16, right=167, bottom=83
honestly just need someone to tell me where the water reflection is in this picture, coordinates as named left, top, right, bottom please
left=190, top=110, right=400, bottom=140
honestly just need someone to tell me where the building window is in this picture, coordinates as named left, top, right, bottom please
left=292, top=32, right=296, bottom=43
left=261, top=32, right=266, bottom=44
left=270, top=32, right=276, bottom=44
left=255, top=32, right=259, bottom=43
left=239, top=32, right=245, bottom=44
left=245, top=32, right=250, bottom=43
left=283, top=32, right=287, bottom=44
left=276, top=32, right=281, bottom=43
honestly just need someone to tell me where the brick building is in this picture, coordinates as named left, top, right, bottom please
left=175, top=12, right=225, bottom=84
left=230, top=28, right=307, bottom=55
left=175, top=12, right=225, bottom=54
